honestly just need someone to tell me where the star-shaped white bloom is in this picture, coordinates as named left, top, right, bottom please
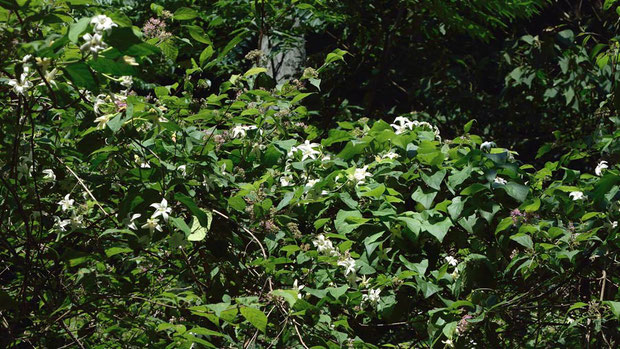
left=7, top=71, right=33, bottom=95
left=280, top=174, right=293, bottom=187
left=445, top=256, right=459, bottom=267
left=94, top=114, right=113, bottom=130
left=231, top=125, right=257, bottom=138
left=480, top=141, right=496, bottom=152
left=54, top=216, right=71, bottom=232
left=177, top=165, right=187, bottom=177
left=80, top=32, right=107, bottom=54
left=295, top=140, right=321, bottom=161
left=58, top=194, right=74, bottom=211
left=119, top=75, right=133, bottom=88
left=382, top=151, right=399, bottom=160
left=595, top=160, right=608, bottom=176
left=90, top=15, right=117, bottom=33
left=494, top=177, right=507, bottom=185
left=349, top=165, right=372, bottom=185
left=125, top=213, right=141, bottom=230
left=70, top=212, right=84, bottom=229
left=42, top=169, right=56, bottom=181
left=569, top=191, right=584, bottom=201
left=305, top=179, right=319, bottom=189
left=141, top=217, right=162, bottom=233
left=362, top=288, right=381, bottom=306
left=293, top=279, right=305, bottom=299
left=338, top=256, right=357, bottom=276
left=134, top=155, right=150, bottom=168
left=441, top=338, right=455, bottom=348
left=312, top=234, right=339, bottom=256
left=150, top=198, right=172, bottom=221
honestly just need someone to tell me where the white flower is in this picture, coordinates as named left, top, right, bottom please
left=362, top=288, right=381, bottom=306
left=58, top=194, right=74, bottom=211
left=480, top=141, right=495, bottom=152
left=70, top=212, right=84, bottom=229
left=312, top=234, right=339, bottom=256
left=93, top=94, right=107, bottom=114
left=231, top=125, right=257, bottom=138
left=141, top=217, right=162, bottom=233
left=42, top=169, right=56, bottom=181
left=94, top=114, right=113, bottom=130
left=612, top=221, right=618, bottom=229
left=450, top=269, right=460, bottom=279
left=80, top=32, right=107, bottom=54
left=441, top=339, right=454, bottom=348
left=90, top=14, right=117, bottom=33
left=54, top=216, right=71, bottom=232
left=119, top=75, right=133, bottom=88
left=305, top=179, right=319, bottom=189
left=22, top=54, right=32, bottom=63
left=349, top=165, right=372, bottom=185
left=382, top=151, right=399, bottom=160
left=390, top=116, right=414, bottom=134
left=280, top=174, right=293, bottom=187
left=569, top=191, right=584, bottom=201
left=494, top=177, right=507, bottom=185
left=150, top=198, right=172, bottom=221
left=338, top=256, right=357, bottom=276
left=295, top=140, right=321, bottom=161
left=177, top=165, right=187, bottom=177
left=445, top=256, right=458, bottom=267
left=125, top=213, right=141, bottom=230
left=134, top=155, right=150, bottom=168
left=7, top=72, right=33, bottom=95
left=595, top=160, right=608, bottom=176
left=359, top=275, right=372, bottom=288
left=293, top=279, right=305, bottom=299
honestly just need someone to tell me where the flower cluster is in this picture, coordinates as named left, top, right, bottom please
left=231, top=124, right=258, bottom=138
left=389, top=116, right=441, bottom=139
left=361, top=288, right=381, bottom=307
left=80, top=15, right=116, bottom=55
left=142, top=17, right=172, bottom=40
left=54, top=194, right=84, bottom=231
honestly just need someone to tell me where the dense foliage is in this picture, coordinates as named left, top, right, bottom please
left=1, top=0, right=620, bottom=348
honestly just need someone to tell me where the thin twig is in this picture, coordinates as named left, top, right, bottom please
left=55, top=156, right=107, bottom=215
left=59, top=320, right=86, bottom=349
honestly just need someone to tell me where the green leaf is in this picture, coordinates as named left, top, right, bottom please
left=244, top=67, right=267, bottom=77
left=186, top=25, right=211, bottom=44
left=360, top=184, right=385, bottom=198
left=510, top=233, right=533, bottom=250
left=463, top=119, right=475, bottom=133
left=199, top=45, right=214, bottom=66
left=188, top=215, right=210, bottom=241
left=64, top=62, right=97, bottom=91
left=107, top=27, right=160, bottom=56
left=106, top=113, right=123, bottom=132
left=504, top=182, right=529, bottom=202
left=240, top=306, right=267, bottom=333
left=174, top=7, right=198, bottom=20
left=411, top=187, right=437, bottom=210
left=160, top=39, right=179, bottom=61
left=105, top=247, right=132, bottom=257
left=424, top=217, right=452, bottom=242
left=421, top=170, right=446, bottom=190
left=174, top=192, right=211, bottom=227
left=69, top=17, right=90, bottom=43
left=88, top=58, right=136, bottom=76
left=271, top=289, right=298, bottom=307
left=495, top=217, right=513, bottom=234
left=605, top=301, right=620, bottom=319
left=334, top=210, right=367, bottom=235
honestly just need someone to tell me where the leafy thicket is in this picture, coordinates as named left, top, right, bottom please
left=1, top=0, right=620, bottom=348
